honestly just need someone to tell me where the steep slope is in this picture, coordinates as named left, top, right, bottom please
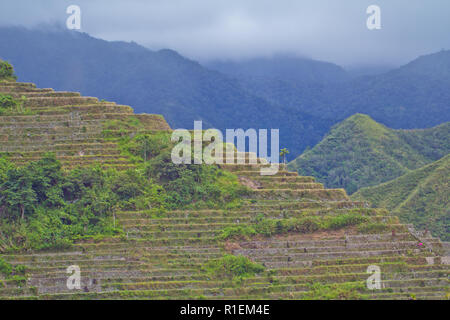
left=0, top=80, right=448, bottom=300
left=288, top=114, right=450, bottom=194
left=353, top=155, right=450, bottom=241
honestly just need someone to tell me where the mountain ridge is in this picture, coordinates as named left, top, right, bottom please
left=352, top=154, right=450, bottom=241
left=288, top=114, right=450, bottom=194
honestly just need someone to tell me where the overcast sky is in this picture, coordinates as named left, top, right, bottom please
left=1, top=0, right=449, bottom=66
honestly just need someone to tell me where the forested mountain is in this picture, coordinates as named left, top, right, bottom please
left=353, top=155, right=450, bottom=241
left=288, top=114, right=450, bottom=194
left=1, top=26, right=449, bottom=160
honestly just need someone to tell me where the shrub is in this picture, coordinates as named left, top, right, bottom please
left=303, top=282, right=365, bottom=300
left=0, top=60, right=16, bottom=80
left=219, top=225, right=257, bottom=240
left=0, top=94, right=28, bottom=115
left=0, top=258, right=13, bottom=276
left=203, top=254, right=265, bottom=279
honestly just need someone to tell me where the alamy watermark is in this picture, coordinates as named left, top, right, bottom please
left=66, top=5, right=81, bottom=30
left=367, top=5, right=381, bottom=30
left=66, top=265, right=81, bottom=290
left=171, top=121, right=280, bottom=175
left=366, top=265, right=382, bottom=290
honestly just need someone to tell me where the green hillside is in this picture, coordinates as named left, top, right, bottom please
left=0, top=66, right=448, bottom=300
left=288, top=114, right=449, bottom=194
left=353, top=155, right=449, bottom=241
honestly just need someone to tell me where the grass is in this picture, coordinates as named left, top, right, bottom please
left=353, top=154, right=450, bottom=241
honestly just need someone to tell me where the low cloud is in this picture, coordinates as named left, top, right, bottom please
left=1, top=0, right=449, bottom=66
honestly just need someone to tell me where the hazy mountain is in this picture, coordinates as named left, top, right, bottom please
left=353, top=154, right=450, bottom=241
left=288, top=114, right=450, bottom=194
left=210, top=50, right=450, bottom=136
left=205, top=55, right=350, bottom=84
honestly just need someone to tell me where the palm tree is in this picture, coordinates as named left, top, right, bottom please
left=280, top=148, right=290, bottom=166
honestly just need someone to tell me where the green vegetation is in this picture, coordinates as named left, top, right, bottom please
left=0, top=59, right=16, bottom=81
left=302, top=282, right=365, bottom=300
left=203, top=254, right=265, bottom=279
left=289, top=114, right=449, bottom=194
left=0, top=257, right=27, bottom=287
left=0, top=93, right=31, bottom=116
left=353, top=154, right=450, bottom=241
left=0, top=154, right=166, bottom=251
left=219, top=213, right=368, bottom=240
left=119, top=131, right=248, bottom=209
left=0, top=127, right=248, bottom=251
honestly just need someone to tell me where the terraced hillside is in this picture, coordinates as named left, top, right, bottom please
left=0, top=81, right=448, bottom=300
left=0, top=81, right=170, bottom=170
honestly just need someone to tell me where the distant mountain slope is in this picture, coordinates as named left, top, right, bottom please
left=205, top=55, right=350, bottom=84
left=210, top=51, right=450, bottom=134
left=352, top=155, right=450, bottom=241
left=0, top=26, right=330, bottom=158
left=288, top=114, right=450, bottom=194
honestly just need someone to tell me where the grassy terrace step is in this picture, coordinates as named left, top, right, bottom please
left=0, top=86, right=53, bottom=93
left=234, top=170, right=299, bottom=177
left=252, top=176, right=316, bottom=183
left=1, top=148, right=121, bottom=157
left=0, top=82, right=36, bottom=89
left=18, top=278, right=448, bottom=300
left=7, top=91, right=81, bottom=98
left=248, top=189, right=349, bottom=201
left=0, top=121, right=101, bottom=136
left=272, top=263, right=449, bottom=277
left=258, top=250, right=427, bottom=268
left=0, top=118, right=107, bottom=126
left=243, top=199, right=366, bottom=209
left=30, top=105, right=134, bottom=115
left=119, top=215, right=394, bottom=231
left=235, top=242, right=425, bottom=257
left=256, top=182, right=325, bottom=190
left=116, top=206, right=378, bottom=219
left=122, top=222, right=238, bottom=232
left=238, top=234, right=418, bottom=248
left=0, top=142, right=118, bottom=152
left=0, top=114, right=73, bottom=123
left=117, top=210, right=385, bottom=226
left=10, top=155, right=129, bottom=162
left=64, top=164, right=138, bottom=171
left=125, top=229, right=221, bottom=239
left=0, top=135, right=116, bottom=144
left=0, top=126, right=102, bottom=136
left=23, top=97, right=99, bottom=107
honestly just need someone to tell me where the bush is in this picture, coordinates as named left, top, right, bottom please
left=0, top=60, right=16, bottom=80
left=0, top=258, right=13, bottom=276
left=203, top=254, right=265, bottom=279
left=303, top=282, right=365, bottom=300
left=0, top=94, right=28, bottom=115
left=219, top=225, right=257, bottom=240
left=220, top=213, right=369, bottom=240
left=146, top=149, right=248, bottom=209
